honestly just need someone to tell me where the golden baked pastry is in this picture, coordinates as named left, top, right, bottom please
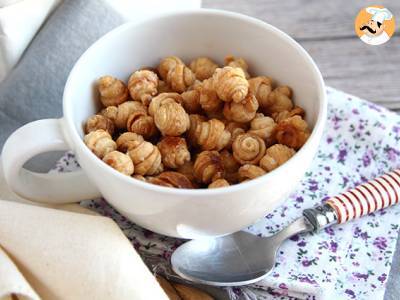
left=85, top=114, right=114, bottom=135
left=84, top=129, right=116, bottom=159
left=97, top=76, right=129, bottom=107
left=103, top=151, right=134, bottom=175
left=232, top=133, right=266, bottom=165
left=157, top=137, right=191, bottom=169
left=127, top=70, right=158, bottom=106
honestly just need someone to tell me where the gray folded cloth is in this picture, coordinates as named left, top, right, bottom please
left=0, top=0, right=124, bottom=147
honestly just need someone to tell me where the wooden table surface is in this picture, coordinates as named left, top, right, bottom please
left=201, top=1, right=400, bottom=299
left=203, top=0, right=400, bottom=110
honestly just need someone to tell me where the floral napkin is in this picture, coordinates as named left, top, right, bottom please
left=54, top=87, right=400, bottom=300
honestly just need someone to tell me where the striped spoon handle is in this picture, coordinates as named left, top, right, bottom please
left=303, top=169, right=400, bottom=231
left=325, top=169, right=400, bottom=223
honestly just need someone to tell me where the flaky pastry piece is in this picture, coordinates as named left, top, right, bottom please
left=275, top=115, right=310, bottom=149
left=158, top=56, right=195, bottom=93
left=190, top=57, right=219, bottom=80
left=199, top=78, right=223, bottom=114
left=187, top=115, right=231, bottom=151
left=154, top=100, right=190, bottom=136
left=148, top=92, right=183, bottom=117
left=116, top=132, right=143, bottom=152
left=224, top=55, right=250, bottom=79
left=208, top=178, right=230, bottom=188
left=264, top=85, right=293, bottom=114
left=100, top=101, right=146, bottom=129
left=147, top=171, right=194, bottom=189
left=126, top=110, right=158, bottom=139
left=248, top=113, right=276, bottom=144
left=232, top=133, right=266, bottom=165
left=193, top=151, right=224, bottom=184
left=260, top=144, right=296, bottom=172
left=157, top=137, right=191, bottom=169
left=97, top=76, right=129, bottom=107
left=248, top=76, right=273, bottom=109
left=223, top=91, right=259, bottom=123
left=272, top=106, right=305, bottom=123
left=122, top=133, right=163, bottom=175
left=84, top=129, right=116, bottom=159
left=212, top=66, right=248, bottom=103
left=181, top=80, right=202, bottom=114
left=238, top=164, right=266, bottom=182
left=127, top=70, right=158, bottom=105
left=102, top=151, right=134, bottom=175
left=224, top=121, right=248, bottom=149
left=85, top=114, right=114, bottom=135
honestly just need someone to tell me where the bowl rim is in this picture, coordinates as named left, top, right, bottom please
left=63, top=8, right=327, bottom=196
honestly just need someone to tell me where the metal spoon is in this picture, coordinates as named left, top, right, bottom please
left=171, top=169, right=400, bottom=286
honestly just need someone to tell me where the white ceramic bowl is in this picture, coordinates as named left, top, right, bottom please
left=2, top=9, right=326, bottom=238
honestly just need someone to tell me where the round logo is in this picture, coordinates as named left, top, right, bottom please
left=354, top=5, right=395, bottom=45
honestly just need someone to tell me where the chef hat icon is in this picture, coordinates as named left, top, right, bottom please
left=366, top=7, right=393, bottom=24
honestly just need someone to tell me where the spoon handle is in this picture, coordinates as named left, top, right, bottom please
left=303, top=169, right=400, bottom=231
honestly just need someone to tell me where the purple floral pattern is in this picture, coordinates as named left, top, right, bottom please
left=55, top=87, right=400, bottom=300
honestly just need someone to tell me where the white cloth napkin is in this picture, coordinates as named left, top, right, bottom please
left=0, top=199, right=168, bottom=300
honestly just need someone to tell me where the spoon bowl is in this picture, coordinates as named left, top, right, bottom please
left=171, top=218, right=312, bottom=286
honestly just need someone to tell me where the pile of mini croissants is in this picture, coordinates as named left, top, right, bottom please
left=83, top=55, right=310, bottom=189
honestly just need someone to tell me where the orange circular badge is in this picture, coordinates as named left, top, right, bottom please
left=354, top=5, right=395, bottom=45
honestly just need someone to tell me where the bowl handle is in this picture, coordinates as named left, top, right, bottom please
left=1, top=119, right=101, bottom=204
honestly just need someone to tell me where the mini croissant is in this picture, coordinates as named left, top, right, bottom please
left=193, top=151, right=224, bottom=184
left=147, top=171, right=193, bottom=189
left=85, top=114, right=114, bottom=135
left=272, top=106, right=305, bottom=123
left=116, top=132, right=144, bottom=152
left=154, top=100, right=190, bottom=136
left=101, top=101, right=146, bottom=129
left=181, top=81, right=202, bottom=114
left=158, top=56, right=195, bottom=93
left=225, top=121, right=248, bottom=149
left=208, top=178, right=230, bottom=188
left=186, top=114, right=207, bottom=147
left=126, top=110, right=158, bottom=139
left=187, top=115, right=231, bottom=151
left=103, top=151, right=134, bottom=175
left=84, top=129, right=116, bottom=159
left=238, top=164, right=266, bottom=182
left=224, top=55, right=250, bottom=79
left=199, top=78, right=223, bottom=114
left=212, top=66, right=248, bottom=103
left=158, top=137, right=191, bottom=169
left=190, top=57, right=219, bottom=80
left=223, top=92, right=259, bottom=123
left=127, top=70, right=158, bottom=105
left=127, top=137, right=163, bottom=175
left=248, top=113, right=276, bottom=143
left=264, top=86, right=293, bottom=114
left=260, top=144, right=296, bottom=172
left=248, top=76, right=273, bottom=109
left=97, top=76, right=129, bottom=107
left=232, top=133, right=266, bottom=165
left=275, top=115, right=310, bottom=149
left=148, top=92, right=183, bottom=117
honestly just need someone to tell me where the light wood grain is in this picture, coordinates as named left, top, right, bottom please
left=202, top=0, right=400, bottom=109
